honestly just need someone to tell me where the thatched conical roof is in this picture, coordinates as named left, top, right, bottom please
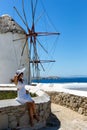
left=0, top=14, right=25, bottom=34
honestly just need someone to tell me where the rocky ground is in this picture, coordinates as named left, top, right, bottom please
left=39, top=103, right=87, bottom=130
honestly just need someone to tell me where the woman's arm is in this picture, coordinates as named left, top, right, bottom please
left=11, top=75, right=18, bottom=85
left=14, top=76, right=18, bottom=85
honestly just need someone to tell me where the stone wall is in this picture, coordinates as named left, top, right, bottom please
left=0, top=97, right=51, bottom=130
left=47, top=92, right=87, bottom=116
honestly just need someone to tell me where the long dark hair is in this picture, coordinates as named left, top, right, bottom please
left=11, top=72, right=23, bottom=84
left=18, top=72, right=23, bottom=83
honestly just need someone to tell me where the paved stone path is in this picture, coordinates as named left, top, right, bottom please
left=39, top=103, right=87, bottom=130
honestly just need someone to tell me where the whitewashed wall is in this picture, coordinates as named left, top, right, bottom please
left=0, top=32, right=29, bottom=84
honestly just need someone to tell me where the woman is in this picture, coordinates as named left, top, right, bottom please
left=11, top=68, right=39, bottom=126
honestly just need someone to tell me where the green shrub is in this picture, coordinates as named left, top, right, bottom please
left=0, top=91, right=37, bottom=100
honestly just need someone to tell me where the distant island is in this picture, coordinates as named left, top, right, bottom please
left=32, top=76, right=60, bottom=80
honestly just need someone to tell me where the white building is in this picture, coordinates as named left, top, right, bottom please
left=0, top=15, right=29, bottom=84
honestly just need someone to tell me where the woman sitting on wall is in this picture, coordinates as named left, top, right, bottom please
left=11, top=68, right=39, bottom=126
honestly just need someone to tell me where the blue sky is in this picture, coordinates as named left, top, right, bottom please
left=0, top=0, right=87, bottom=77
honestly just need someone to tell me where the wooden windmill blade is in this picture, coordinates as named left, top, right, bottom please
left=30, top=60, right=55, bottom=63
left=14, top=4, right=29, bottom=57
left=25, top=32, right=60, bottom=38
left=37, top=32, right=60, bottom=36
left=22, top=0, right=30, bottom=32
left=13, top=37, right=26, bottom=42
left=21, top=37, right=28, bottom=56
left=14, top=6, right=28, bottom=29
left=36, top=38, right=48, bottom=54
left=31, top=0, right=38, bottom=31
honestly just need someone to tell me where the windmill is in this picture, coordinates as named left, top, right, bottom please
left=13, top=0, right=60, bottom=84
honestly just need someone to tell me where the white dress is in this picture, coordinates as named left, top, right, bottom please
left=16, top=81, right=33, bottom=104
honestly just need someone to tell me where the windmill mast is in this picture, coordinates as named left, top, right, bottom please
left=14, top=0, right=60, bottom=84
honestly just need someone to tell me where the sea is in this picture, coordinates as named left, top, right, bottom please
left=32, top=77, right=87, bottom=83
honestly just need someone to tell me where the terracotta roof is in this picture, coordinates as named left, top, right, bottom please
left=0, top=14, right=25, bottom=34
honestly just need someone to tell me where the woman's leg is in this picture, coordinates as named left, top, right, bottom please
left=31, top=101, right=36, bottom=115
left=26, top=102, right=34, bottom=126
left=31, top=101, right=39, bottom=121
left=28, top=102, right=39, bottom=121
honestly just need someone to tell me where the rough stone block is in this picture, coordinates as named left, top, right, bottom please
left=0, top=114, right=8, bottom=129
left=78, top=107, right=84, bottom=114
left=9, top=120, right=17, bottom=129
left=19, top=112, right=29, bottom=126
